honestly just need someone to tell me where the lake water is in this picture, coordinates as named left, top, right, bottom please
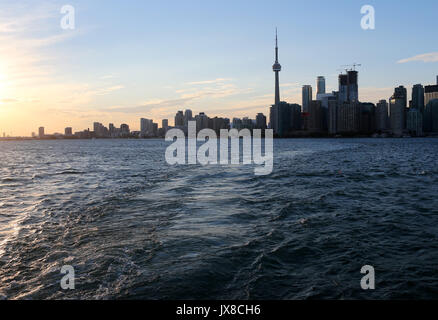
left=0, top=138, right=437, bottom=299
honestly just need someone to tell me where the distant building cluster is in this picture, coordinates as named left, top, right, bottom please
left=169, top=110, right=267, bottom=136
left=277, top=75, right=438, bottom=138
left=33, top=111, right=268, bottom=140
left=34, top=122, right=135, bottom=140
left=30, top=32, right=438, bottom=140
left=172, top=110, right=231, bottom=135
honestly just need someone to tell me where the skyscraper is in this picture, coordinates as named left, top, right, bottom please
left=338, top=71, right=359, bottom=103
left=195, top=112, right=209, bottom=131
left=338, top=74, right=349, bottom=103
left=184, top=109, right=193, bottom=126
left=175, top=111, right=184, bottom=127
left=359, top=103, right=376, bottom=134
left=375, top=100, right=389, bottom=132
left=317, top=76, right=326, bottom=95
left=93, top=122, right=108, bottom=137
left=425, top=84, right=438, bottom=106
left=38, top=127, right=45, bottom=138
left=347, top=71, right=359, bottom=103
left=407, top=108, right=423, bottom=136
left=120, top=124, right=130, bottom=137
left=232, top=118, right=243, bottom=130
left=272, top=28, right=281, bottom=106
left=391, top=86, right=408, bottom=130
left=424, top=99, right=438, bottom=133
left=162, top=119, right=169, bottom=132
left=337, top=102, right=361, bottom=133
left=328, top=95, right=338, bottom=134
left=211, top=117, right=229, bottom=134
left=256, top=113, right=267, bottom=130
left=272, top=102, right=300, bottom=136
left=141, top=118, right=155, bottom=136
left=109, top=123, right=116, bottom=137
left=393, top=86, right=407, bottom=108
left=412, top=84, right=425, bottom=113
left=302, top=85, right=312, bottom=113
left=308, top=100, right=323, bottom=132
left=290, top=104, right=302, bottom=131
left=269, top=105, right=278, bottom=132
left=390, top=97, right=405, bottom=136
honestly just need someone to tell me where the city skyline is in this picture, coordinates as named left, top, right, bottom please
left=23, top=66, right=438, bottom=139
left=7, top=64, right=438, bottom=138
left=18, top=31, right=438, bottom=139
left=1, top=0, right=438, bottom=136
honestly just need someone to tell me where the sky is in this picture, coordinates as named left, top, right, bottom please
left=0, top=0, right=437, bottom=136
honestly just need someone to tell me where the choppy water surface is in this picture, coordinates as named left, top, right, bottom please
left=0, top=138, right=437, bottom=299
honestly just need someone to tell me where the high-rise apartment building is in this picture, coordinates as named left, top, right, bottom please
left=308, top=100, right=323, bottom=132
left=391, top=86, right=408, bottom=130
left=184, top=110, right=193, bottom=126
left=375, top=100, right=389, bottom=132
left=65, top=127, right=73, bottom=136
left=270, top=102, right=301, bottom=136
left=359, top=103, right=376, bottom=134
left=393, top=86, right=407, bottom=108
left=412, top=84, right=425, bottom=112
left=425, top=85, right=438, bottom=106
left=390, top=97, right=405, bottom=136
left=256, top=113, right=267, bottom=130
left=141, top=118, right=156, bottom=136
left=348, top=71, right=359, bottom=103
left=162, top=119, right=169, bottom=132
left=195, top=112, right=209, bottom=131
left=338, top=71, right=359, bottom=103
left=317, top=76, right=326, bottom=95
left=424, top=99, right=438, bottom=133
left=174, top=111, right=184, bottom=127
left=338, top=74, right=349, bottom=103
left=407, top=108, right=423, bottom=136
left=38, top=127, right=45, bottom=138
left=120, top=124, right=130, bottom=136
left=302, top=85, right=312, bottom=113
left=337, top=102, right=360, bottom=133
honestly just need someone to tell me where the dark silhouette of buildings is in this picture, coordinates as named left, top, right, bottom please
left=32, top=37, right=438, bottom=140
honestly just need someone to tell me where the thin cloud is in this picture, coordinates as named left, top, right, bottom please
left=398, top=52, right=438, bottom=64
left=0, top=3, right=58, bottom=34
left=0, top=98, right=40, bottom=104
left=280, top=82, right=300, bottom=88
left=210, top=104, right=268, bottom=114
left=94, top=85, right=125, bottom=96
left=0, top=98, right=18, bottom=103
left=360, top=87, right=394, bottom=103
left=100, top=74, right=117, bottom=80
left=186, top=78, right=233, bottom=85
left=177, top=79, right=253, bottom=100
left=102, top=97, right=196, bottom=114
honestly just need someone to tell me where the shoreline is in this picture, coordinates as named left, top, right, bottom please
left=1, top=135, right=438, bottom=142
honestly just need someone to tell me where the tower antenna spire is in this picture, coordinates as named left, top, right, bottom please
left=272, top=28, right=282, bottom=106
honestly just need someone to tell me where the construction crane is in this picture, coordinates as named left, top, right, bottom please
left=341, top=63, right=362, bottom=71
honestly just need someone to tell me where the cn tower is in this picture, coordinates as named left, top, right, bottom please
left=272, top=28, right=282, bottom=106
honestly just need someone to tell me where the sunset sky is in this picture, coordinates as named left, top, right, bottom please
left=0, top=0, right=437, bottom=136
